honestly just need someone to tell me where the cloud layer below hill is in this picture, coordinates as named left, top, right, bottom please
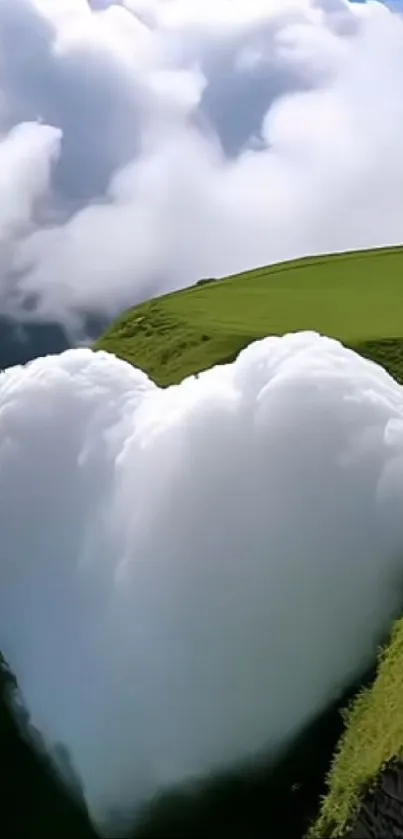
left=0, top=0, right=402, bottom=329
left=0, top=333, right=403, bottom=834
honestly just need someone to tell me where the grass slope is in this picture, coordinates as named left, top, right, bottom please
left=97, top=246, right=403, bottom=386
left=310, top=619, right=403, bottom=838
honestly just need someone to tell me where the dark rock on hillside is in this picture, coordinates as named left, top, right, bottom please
left=344, top=760, right=403, bottom=839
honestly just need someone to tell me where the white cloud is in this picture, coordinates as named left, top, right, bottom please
left=0, top=333, right=403, bottom=834
left=0, top=121, right=60, bottom=262
left=0, top=0, right=402, bottom=327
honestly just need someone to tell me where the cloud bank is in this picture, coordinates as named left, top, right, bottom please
left=0, top=333, right=403, bottom=834
left=0, top=0, right=402, bottom=329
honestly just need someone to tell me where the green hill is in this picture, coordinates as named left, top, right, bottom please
left=97, top=245, right=403, bottom=386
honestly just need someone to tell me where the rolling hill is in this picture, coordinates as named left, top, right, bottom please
left=97, top=245, right=403, bottom=387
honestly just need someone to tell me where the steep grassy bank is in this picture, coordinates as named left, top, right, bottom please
left=310, top=619, right=403, bottom=838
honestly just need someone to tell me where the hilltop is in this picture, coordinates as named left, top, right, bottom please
left=97, top=245, right=403, bottom=386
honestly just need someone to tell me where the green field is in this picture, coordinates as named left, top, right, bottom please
left=97, top=245, right=403, bottom=386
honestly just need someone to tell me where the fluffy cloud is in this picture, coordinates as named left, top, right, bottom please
left=0, top=0, right=402, bottom=329
left=0, top=122, right=61, bottom=307
left=0, top=333, right=403, bottom=834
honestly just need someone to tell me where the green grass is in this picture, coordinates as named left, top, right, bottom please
left=309, top=619, right=403, bottom=838
left=97, top=245, right=403, bottom=386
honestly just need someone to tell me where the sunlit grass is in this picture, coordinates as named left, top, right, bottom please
left=309, top=618, right=403, bottom=837
left=97, top=246, right=403, bottom=386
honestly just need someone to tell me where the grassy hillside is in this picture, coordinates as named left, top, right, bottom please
left=97, top=246, right=403, bottom=386
left=310, top=619, right=403, bottom=838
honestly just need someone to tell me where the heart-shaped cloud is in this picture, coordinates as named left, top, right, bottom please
left=1, top=331, right=403, bottom=834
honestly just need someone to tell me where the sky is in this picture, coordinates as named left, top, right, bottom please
left=1, top=332, right=403, bottom=834
left=0, top=0, right=402, bottom=338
